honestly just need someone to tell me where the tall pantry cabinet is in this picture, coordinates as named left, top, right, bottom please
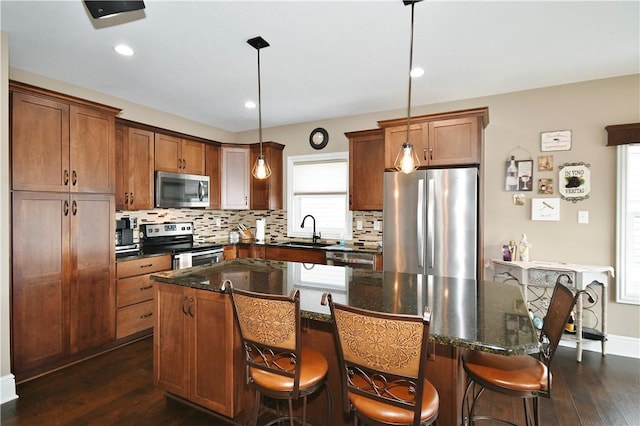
left=9, top=82, right=120, bottom=382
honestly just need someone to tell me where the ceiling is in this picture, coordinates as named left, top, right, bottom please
left=1, top=1, right=638, bottom=132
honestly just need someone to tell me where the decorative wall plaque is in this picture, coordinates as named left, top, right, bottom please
left=558, top=162, right=591, bottom=202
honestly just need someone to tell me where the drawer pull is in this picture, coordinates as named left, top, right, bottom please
left=139, top=285, right=153, bottom=291
left=139, top=312, right=153, bottom=319
left=139, top=263, right=153, bottom=268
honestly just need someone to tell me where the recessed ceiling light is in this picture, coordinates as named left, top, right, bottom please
left=245, top=101, right=256, bottom=109
left=410, top=67, right=424, bottom=78
left=114, top=44, right=134, bottom=56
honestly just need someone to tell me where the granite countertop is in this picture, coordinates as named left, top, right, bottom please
left=151, top=258, right=540, bottom=355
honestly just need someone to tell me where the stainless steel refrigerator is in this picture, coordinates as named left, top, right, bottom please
left=383, top=168, right=478, bottom=279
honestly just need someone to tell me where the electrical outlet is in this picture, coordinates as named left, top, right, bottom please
left=356, top=220, right=363, bottom=231
left=373, top=221, right=381, bottom=231
left=215, top=218, right=221, bottom=227
left=578, top=211, right=589, bottom=224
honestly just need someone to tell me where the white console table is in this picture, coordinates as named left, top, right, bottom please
left=491, top=260, right=613, bottom=362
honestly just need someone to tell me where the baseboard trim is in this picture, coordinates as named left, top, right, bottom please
left=558, top=333, right=640, bottom=359
left=0, top=373, right=17, bottom=404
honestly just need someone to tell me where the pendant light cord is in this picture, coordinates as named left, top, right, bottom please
left=257, top=47, right=263, bottom=156
left=406, top=1, right=415, bottom=140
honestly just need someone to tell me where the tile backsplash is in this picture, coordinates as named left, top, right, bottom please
left=116, top=209, right=383, bottom=249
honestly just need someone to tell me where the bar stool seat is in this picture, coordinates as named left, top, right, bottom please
left=349, top=378, right=440, bottom=425
left=249, top=347, right=329, bottom=392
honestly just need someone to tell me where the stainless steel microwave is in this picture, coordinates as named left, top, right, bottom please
left=155, top=171, right=210, bottom=208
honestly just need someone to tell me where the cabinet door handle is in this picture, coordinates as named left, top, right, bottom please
left=182, top=158, right=186, bottom=169
left=139, top=312, right=153, bottom=319
left=423, top=147, right=427, bottom=161
left=139, top=285, right=153, bottom=291
left=71, top=200, right=78, bottom=216
left=429, top=147, right=433, bottom=161
left=72, top=170, right=77, bottom=186
left=188, top=297, right=195, bottom=317
left=181, top=296, right=189, bottom=315
left=63, top=200, right=69, bottom=216
left=64, top=170, right=69, bottom=185
left=125, top=192, right=129, bottom=204
left=130, top=192, right=134, bottom=205
left=139, top=263, right=153, bottom=268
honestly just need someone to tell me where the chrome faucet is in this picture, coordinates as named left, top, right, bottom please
left=301, top=214, right=320, bottom=244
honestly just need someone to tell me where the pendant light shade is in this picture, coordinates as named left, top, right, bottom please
left=394, top=0, right=422, bottom=174
left=248, top=36, right=271, bottom=180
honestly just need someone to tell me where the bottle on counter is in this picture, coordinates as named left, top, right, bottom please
left=565, top=311, right=576, bottom=333
left=518, top=233, right=531, bottom=262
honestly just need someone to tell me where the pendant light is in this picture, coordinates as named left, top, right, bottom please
left=394, top=0, right=422, bottom=174
left=248, top=36, right=272, bottom=180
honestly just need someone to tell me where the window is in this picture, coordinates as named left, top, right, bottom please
left=287, top=152, right=352, bottom=240
left=617, top=143, right=640, bottom=304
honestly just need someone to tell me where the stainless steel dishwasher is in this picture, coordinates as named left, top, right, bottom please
left=325, top=251, right=377, bottom=270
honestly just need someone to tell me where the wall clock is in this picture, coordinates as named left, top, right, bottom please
left=309, top=127, right=329, bottom=150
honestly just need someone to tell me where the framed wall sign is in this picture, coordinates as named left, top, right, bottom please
left=532, top=197, right=560, bottom=221
left=541, top=130, right=572, bottom=152
left=558, top=162, right=591, bottom=202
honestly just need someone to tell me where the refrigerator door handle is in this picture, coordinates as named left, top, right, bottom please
left=417, top=178, right=425, bottom=267
left=427, top=178, right=435, bottom=269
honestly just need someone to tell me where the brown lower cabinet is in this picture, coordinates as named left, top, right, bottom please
left=154, top=283, right=244, bottom=418
left=264, top=246, right=326, bottom=264
left=116, top=255, right=171, bottom=339
left=11, top=191, right=115, bottom=382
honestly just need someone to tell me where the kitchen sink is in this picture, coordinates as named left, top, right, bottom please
left=279, top=241, right=334, bottom=248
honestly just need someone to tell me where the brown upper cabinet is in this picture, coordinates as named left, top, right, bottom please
left=250, top=142, right=284, bottom=210
left=115, top=122, right=155, bottom=210
left=10, top=82, right=120, bottom=194
left=154, top=133, right=205, bottom=175
left=378, top=107, right=489, bottom=170
left=205, top=143, right=222, bottom=210
left=346, top=129, right=384, bottom=211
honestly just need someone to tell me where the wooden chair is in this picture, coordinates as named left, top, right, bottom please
left=322, top=292, right=439, bottom=426
left=228, top=284, right=332, bottom=426
left=461, top=281, right=584, bottom=426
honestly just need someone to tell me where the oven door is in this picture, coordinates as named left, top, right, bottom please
left=172, top=249, right=223, bottom=270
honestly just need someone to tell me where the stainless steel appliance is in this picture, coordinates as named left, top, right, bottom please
left=326, top=251, right=377, bottom=270
left=383, top=167, right=478, bottom=279
left=116, top=217, right=139, bottom=258
left=155, top=171, right=210, bottom=208
left=139, top=222, right=223, bottom=269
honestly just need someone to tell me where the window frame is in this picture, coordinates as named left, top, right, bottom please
left=616, top=143, right=640, bottom=305
left=287, top=151, right=352, bottom=240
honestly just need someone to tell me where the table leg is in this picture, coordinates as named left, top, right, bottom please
left=576, top=294, right=583, bottom=362
left=601, top=283, right=608, bottom=356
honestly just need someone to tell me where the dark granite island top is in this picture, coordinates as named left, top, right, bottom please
left=151, top=258, right=539, bottom=356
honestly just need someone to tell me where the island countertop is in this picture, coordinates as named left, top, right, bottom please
left=151, top=258, right=539, bottom=355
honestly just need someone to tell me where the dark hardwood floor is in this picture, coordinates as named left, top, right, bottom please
left=1, top=337, right=638, bottom=425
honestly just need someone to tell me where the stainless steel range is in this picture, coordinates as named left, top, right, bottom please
left=139, top=222, right=223, bottom=269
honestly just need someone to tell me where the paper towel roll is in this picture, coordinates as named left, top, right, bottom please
left=255, top=219, right=266, bottom=244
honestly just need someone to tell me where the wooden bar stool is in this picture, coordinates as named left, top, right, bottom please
left=322, top=292, right=439, bottom=426
left=461, top=281, right=585, bottom=426
left=228, top=282, right=332, bottom=426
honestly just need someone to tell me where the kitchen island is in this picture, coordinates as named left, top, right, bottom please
left=151, top=259, right=538, bottom=426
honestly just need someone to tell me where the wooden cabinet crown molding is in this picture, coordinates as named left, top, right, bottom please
left=376, top=106, right=489, bottom=129
left=115, top=117, right=221, bottom=147
left=10, top=80, right=121, bottom=115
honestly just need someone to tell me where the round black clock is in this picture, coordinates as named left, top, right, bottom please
left=309, top=127, right=329, bottom=150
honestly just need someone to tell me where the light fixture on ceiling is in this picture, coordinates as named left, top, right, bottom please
left=248, top=36, right=272, bottom=180
left=394, top=0, right=422, bottom=174
left=114, top=44, right=134, bottom=56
